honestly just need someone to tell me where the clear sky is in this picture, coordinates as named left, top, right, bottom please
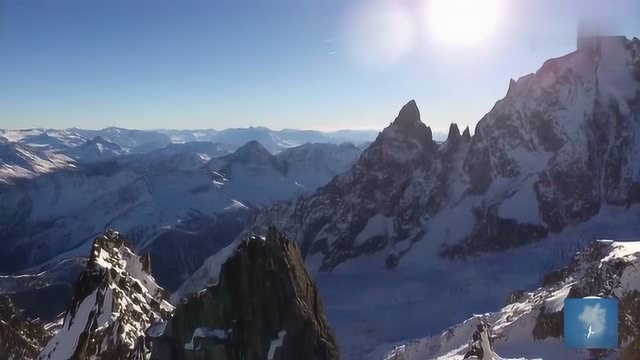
left=1, top=0, right=639, bottom=132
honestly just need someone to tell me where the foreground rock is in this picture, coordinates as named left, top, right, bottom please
left=386, top=240, right=640, bottom=359
left=152, top=227, right=340, bottom=360
left=40, top=230, right=173, bottom=360
left=0, top=295, right=51, bottom=359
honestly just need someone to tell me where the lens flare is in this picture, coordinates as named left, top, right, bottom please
left=424, top=0, right=505, bottom=49
left=345, top=2, right=415, bottom=68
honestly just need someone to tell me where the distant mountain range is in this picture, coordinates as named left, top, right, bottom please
left=0, top=126, right=379, bottom=154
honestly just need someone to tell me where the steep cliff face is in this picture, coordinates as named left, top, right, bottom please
left=242, top=100, right=448, bottom=271
left=40, top=230, right=173, bottom=360
left=152, top=227, right=340, bottom=360
left=0, top=295, right=51, bottom=360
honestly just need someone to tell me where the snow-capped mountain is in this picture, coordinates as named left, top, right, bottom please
left=70, top=127, right=173, bottom=152
left=244, top=36, right=640, bottom=271
left=0, top=139, right=75, bottom=184
left=179, top=36, right=640, bottom=359
left=0, top=129, right=86, bottom=151
left=276, top=142, right=363, bottom=191
left=158, top=126, right=378, bottom=153
left=66, top=136, right=127, bottom=162
left=385, top=239, right=640, bottom=360
left=0, top=127, right=172, bottom=154
left=0, top=139, right=360, bottom=305
left=40, top=230, right=173, bottom=360
left=154, top=227, right=339, bottom=360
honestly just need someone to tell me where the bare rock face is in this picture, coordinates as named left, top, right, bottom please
left=0, top=295, right=50, bottom=360
left=40, top=230, right=173, bottom=360
left=151, top=227, right=340, bottom=360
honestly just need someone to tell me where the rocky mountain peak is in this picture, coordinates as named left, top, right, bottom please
left=391, top=99, right=420, bottom=127
left=40, top=230, right=173, bottom=360
left=462, top=126, right=471, bottom=142
left=151, top=227, right=340, bottom=360
left=357, top=100, right=436, bottom=168
left=221, top=140, right=278, bottom=165
left=447, top=123, right=461, bottom=141
left=384, top=99, right=433, bottom=141
left=0, top=295, right=51, bottom=360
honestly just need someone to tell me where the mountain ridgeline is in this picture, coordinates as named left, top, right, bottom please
left=386, top=239, right=640, bottom=359
left=28, top=229, right=340, bottom=360
left=238, top=36, right=640, bottom=272
left=152, top=227, right=340, bottom=360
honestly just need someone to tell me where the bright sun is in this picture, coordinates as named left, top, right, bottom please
left=425, top=0, right=505, bottom=49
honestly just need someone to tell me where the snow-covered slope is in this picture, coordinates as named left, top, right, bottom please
left=385, top=239, right=640, bottom=360
left=276, top=142, right=362, bottom=191
left=0, top=139, right=359, bottom=295
left=0, top=139, right=75, bottom=184
left=66, top=136, right=127, bottom=162
left=0, top=129, right=86, bottom=151
left=40, top=230, right=173, bottom=360
left=70, top=127, right=173, bottom=152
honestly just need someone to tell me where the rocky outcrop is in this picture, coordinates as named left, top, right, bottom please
left=0, top=295, right=50, bottom=360
left=151, top=227, right=340, bottom=360
left=386, top=239, right=640, bottom=359
left=40, top=230, right=173, bottom=360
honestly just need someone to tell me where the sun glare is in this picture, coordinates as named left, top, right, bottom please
left=425, top=0, right=505, bottom=49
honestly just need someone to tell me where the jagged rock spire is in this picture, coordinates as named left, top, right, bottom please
left=40, top=230, right=173, bottom=360
left=387, top=100, right=433, bottom=142
left=447, top=123, right=461, bottom=142
left=462, top=126, right=471, bottom=142
left=152, top=228, right=340, bottom=360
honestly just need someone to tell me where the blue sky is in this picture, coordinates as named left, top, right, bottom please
left=0, top=0, right=639, bottom=132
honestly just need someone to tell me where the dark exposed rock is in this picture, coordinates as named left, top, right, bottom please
left=531, top=305, right=563, bottom=340
left=152, top=227, right=340, bottom=360
left=505, top=289, right=526, bottom=305
left=140, top=211, right=255, bottom=291
left=461, top=126, right=471, bottom=142
left=529, top=241, right=640, bottom=359
left=40, top=230, right=173, bottom=360
left=440, top=206, right=548, bottom=258
left=0, top=295, right=51, bottom=360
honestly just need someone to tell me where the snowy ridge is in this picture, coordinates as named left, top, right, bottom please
left=0, top=140, right=75, bottom=184
left=40, top=230, right=173, bottom=359
left=385, top=240, right=640, bottom=360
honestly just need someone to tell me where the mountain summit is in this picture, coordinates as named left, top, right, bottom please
left=153, top=227, right=340, bottom=360
left=40, top=231, right=173, bottom=360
